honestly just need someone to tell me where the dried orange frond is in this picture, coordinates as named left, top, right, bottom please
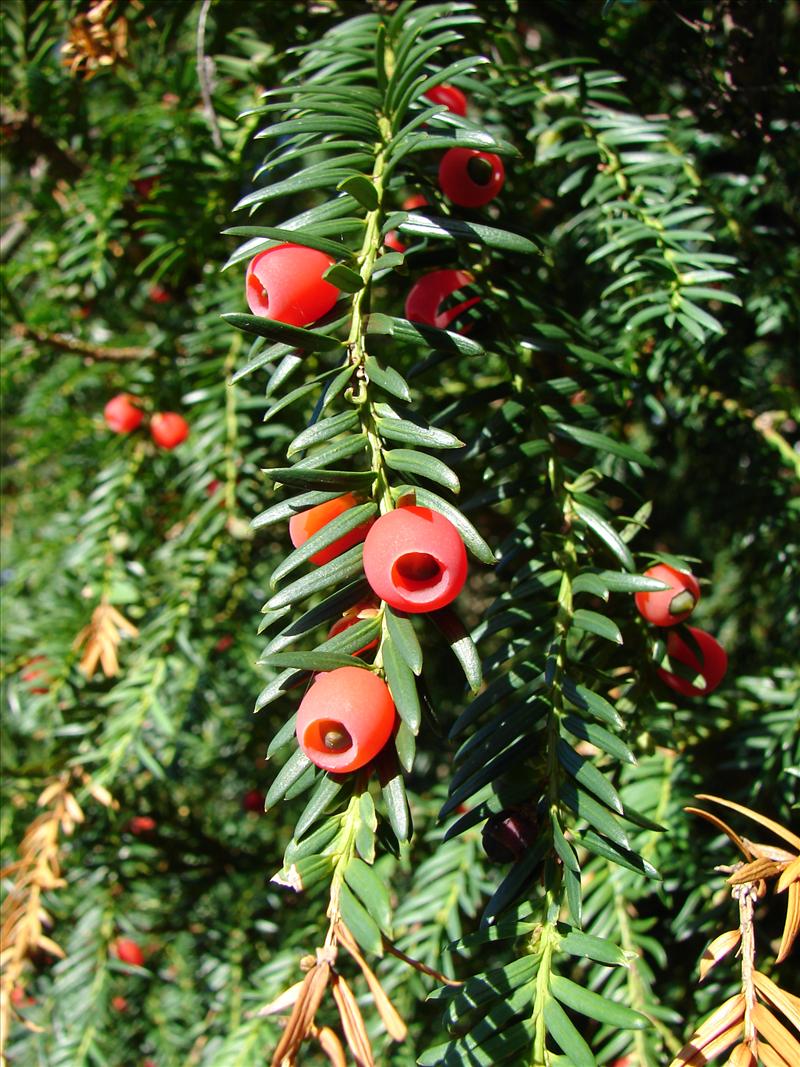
left=334, top=921, right=407, bottom=1041
left=699, top=929, right=741, bottom=982
left=776, top=881, right=800, bottom=964
left=694, top=795, right=800, bottom=853
left=72, top=599, right=139, bottom=679
left=0, top=776, right=82, bottom=1058
left=264, top=922, right=412, bottom=1066
left=668, top=994, right=745, bottom=1067
left=752, top=1002, right=800, bottom=1063
left=689, top=796, right=799, bottom=964
left=753, top=971, right=800, bottom=1032
left=684, top=806, right=753, bottom=861
left=60, top=0, right=128, bottom=79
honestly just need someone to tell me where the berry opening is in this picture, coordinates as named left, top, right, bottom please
left=466, top=155, right=494, bottom=186
left=321, top=722, right=352, bottom=751
left=669, top=590, right=696, bottom=616
left=393, top=551, right=443, bottom=588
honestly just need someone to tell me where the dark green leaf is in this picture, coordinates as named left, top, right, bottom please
left=560, top=782, right=630, bottom=850
left=385, top=608, right=422, bottom=675
left=266, top=543, right=365, bottom=611
left=543, top=996, right=597, bottom=1065
left=551, top=975, right=649, bottom=1029
left=376, top=415, right=464, bottom=450
left=401, top=212, right=540, bottom=254
left=384, top=449, right=460, bottom=492
left=559, top=928, right=630, bottom=966
left=270, top=502, right=376, bottom=584
left=562, top=678, right=623, bottom=729
left=430, top=608, right=482, bottom=691
left=398, top=485, right=496, bottom=565
left=572, top=502, right=635, bottom=571
left=287, top=410, right=360, bottom=457
left=263, top=467, right=376, bottom=492
left=364, top=355, right=411, bottom=401
left=367, top=312, right=484, bottom=357
left=336, top=173, right=379, bottom=210
left=265, top=748, right=313, bottom=810
left=344, top=858, right=392, bottom=935
left=222, top=312, right=342, bottom=352
left=323, top=262, right=365, bottom=292
left=572, top=608, right=623, bottom=644
left=557, top=740, right=624, bottom=812
left=252, top=490, right=343, bottom=529
left=382, top=637, right=421, bottom=734
left=338, top=882, right=383, bottom=955
left=294, top=774, right=347, bottom=838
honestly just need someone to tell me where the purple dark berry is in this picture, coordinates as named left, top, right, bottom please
left=482, top=810, right=538, bottom=863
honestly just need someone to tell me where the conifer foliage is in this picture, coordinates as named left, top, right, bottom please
left=2, top=2, right=798, bottom=1065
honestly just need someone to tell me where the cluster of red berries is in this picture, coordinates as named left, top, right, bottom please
left=243, top=84, right=501, bottom=336
left=388, top=84, right=504, bottom=331
left=635, top=563, right=728, bottom=697
left=104, top=393, right=189, bottom=450
left=291, top=497, right=468, bottom=774
left=240, top=84, right=507, bottom=778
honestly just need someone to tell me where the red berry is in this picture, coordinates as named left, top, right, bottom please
left=438, top=147, right=505, bottom=208
left=133, top=177, right=156, bottom=199
left=635, top=563, right=700, bottom=627
left=362, top=506, right=467, bottom=613
left=148, top=284, right=171, bottom=304
left=288, top=493, right=374, bottom=566
left=245, top=244, right=339, bottom=326
left=404, top=269, right=480, bottom=331
left=242, top=789, right=264, bottom=813
left=21, top=655, right=49, bottom=694
left=111, top=996, right=129, bottom=1012
left=327, top=601, right=380, bottom=655
left=384, top=194, right=429, bottom=253
left=113, top=938, right=145, bottom=967
left=150, top=412, right=189, bottom=450
left=424, top=84, right=468, bottom=116
left=129, top=816, right=156, bottom=835
left=296, top=667, right=396, bottom=773
left=214, top=634, right=234, bottom=653
left=104, top=394, right=144, bottom=434
left=657, top=626, right=728, bottom=698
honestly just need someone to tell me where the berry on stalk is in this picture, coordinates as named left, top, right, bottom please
left=657, top=626, right=728, bottom=697
left=635, top=563, right=700, bottom=626
left=113, top=938, right=145, bottom=967
left=150, top=412, right=189, bottom=450
left=327, top=600, right=380, bottom=655
left=295, top=667, right=396, bottom=773
left=424, top=83, right=468, bottom=115
left=104, top=394, right=144, bottom=434
left=438, top=147, right=505, bottom=208
left=288, top=493, right=374, bottom=566
left=245, top=243, right=339, bottom=327
left=482, top=810, right=539, bottom=863
left=362, top=506, right=467, bottom=613
left=404, top=269, right=479, bottom=331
